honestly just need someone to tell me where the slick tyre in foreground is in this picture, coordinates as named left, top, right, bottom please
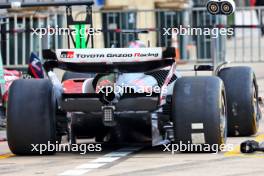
left=218, top=66, right=260, bottom=136
left=7, top=79, right=56, bottom=155
left=172, top=77, right=227, bottom=152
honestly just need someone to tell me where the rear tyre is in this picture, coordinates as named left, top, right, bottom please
left=7, top=79, right=56, bottom=155
left=218, top=66, right=260, bottom=136
left=171, top=77, right=227, bottom=152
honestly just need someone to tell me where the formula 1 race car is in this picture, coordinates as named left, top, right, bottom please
left=6, top=46, right=262, bottom=155
left=3, top=1, right=262, bottom=155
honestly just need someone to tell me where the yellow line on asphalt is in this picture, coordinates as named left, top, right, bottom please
left=224, top=134, right=264, bottom=157
left=255, top=134, right=264, bottom=142
left=0, top=153, right=14, bottom=159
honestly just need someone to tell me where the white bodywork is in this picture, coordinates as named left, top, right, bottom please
left=56, top=48, right=164, bottom=63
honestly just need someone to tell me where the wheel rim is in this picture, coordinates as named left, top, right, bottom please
left=220, top=92, right=227, bottom=144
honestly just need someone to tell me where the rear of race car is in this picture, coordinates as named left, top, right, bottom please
left=53, top=47, right=226, bottom=152
left=7, top=46, right=253, bottom=155
left=56, top=47, right=175, bottom=144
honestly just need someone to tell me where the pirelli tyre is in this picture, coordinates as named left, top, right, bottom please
left=62, top=71, right=93, bottom=82
left=218, top=66, right=260, bottom=136
left=7, top=79, right=56, bottom=155
left=171, top=77, right=227, bottom=152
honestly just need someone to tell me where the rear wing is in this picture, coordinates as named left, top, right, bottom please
left=0, top=1, right=94, bottom=9
left=43, top=47, right=176, bottom=73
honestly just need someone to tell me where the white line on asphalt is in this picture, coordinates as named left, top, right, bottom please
left=58, top=147, right=142, bottom=176
left=91, top=156, right=120, bottom=163
left=104, top=151, right=134, bottom=157
left=76, top=163, right=106, bottom=169
left=59, top=169, right=91, bottom=176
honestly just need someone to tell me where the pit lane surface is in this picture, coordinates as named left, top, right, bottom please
left=1, top=63, right=264, bottom=176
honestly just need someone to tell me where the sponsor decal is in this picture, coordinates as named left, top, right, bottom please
left=56, top=48, right=163, bottom=63
left=60, top=51, right=75, bottom=59
left=75, top=53, right=159, bottom=59
left=134, top=52, right=159, bottom=58
left=76, top=54, right=105, bottom=58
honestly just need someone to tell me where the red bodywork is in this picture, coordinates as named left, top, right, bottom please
left=62, top=79, right=85, bottom=94
left=3, top=69, right=22, bottom=104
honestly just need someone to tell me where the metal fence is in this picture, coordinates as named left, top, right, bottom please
left=0, top=6, right=264, bottom=68
left=226, top=6, right=264, bottom=63
left=95, top=7, right=264, bottom=64
left=0, top=11, right=66, bottom=68
left=93, top=8, right=224, bottom=61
